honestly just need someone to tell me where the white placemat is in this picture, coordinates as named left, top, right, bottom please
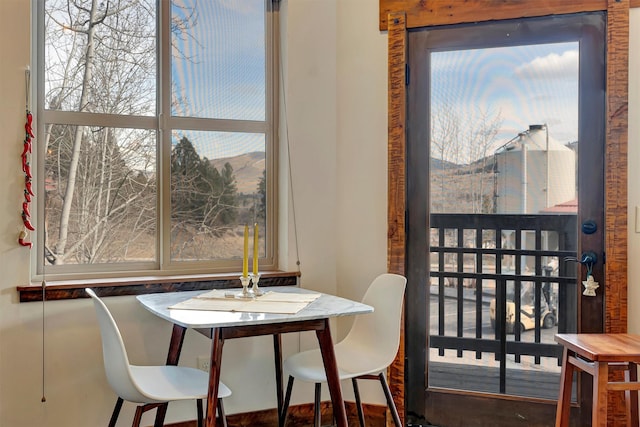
left=169, top=290, right=321, bottom=314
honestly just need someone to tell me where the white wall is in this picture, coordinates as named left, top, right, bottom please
left=0, top=0, right=386, bottom=425
left=335, top=0, right=390, bottom=404
left=335, top=1, right=389, bottom=305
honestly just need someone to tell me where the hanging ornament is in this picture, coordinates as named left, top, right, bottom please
left=19, top=68, right=34, bottom=249
left=18, top=228, right=33, bottom=249
left=582, top=274, right=599, bottom=297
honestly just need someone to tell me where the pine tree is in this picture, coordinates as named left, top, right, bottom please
left=257, top=169, right=266, bottom=221
left=170, top=136, right=238, bottom=234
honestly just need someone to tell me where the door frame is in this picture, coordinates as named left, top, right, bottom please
left=384, top=0, right=629, bottom=425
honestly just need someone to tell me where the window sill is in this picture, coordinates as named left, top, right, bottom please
left=17, top=271, right=301, bottom=302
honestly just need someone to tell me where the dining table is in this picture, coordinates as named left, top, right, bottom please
left=137, top=286, right=373, bottom=427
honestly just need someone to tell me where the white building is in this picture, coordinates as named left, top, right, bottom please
left=494, top=124, right=576, bottom=215
left=494, top=125, right=576, bottom=273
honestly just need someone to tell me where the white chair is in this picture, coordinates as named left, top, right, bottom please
left=280, top=273, right=407, bottom=427
left=86, top=288, right=232, bottom=427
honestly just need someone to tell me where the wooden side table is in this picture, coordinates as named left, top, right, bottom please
left=555, top=333, right=640, bottom=427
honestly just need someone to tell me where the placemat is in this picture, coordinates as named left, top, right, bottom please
left=169, top=290, right=321, bottom=314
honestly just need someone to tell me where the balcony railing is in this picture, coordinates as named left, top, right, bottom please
left=428, top=213, right=577, bottom=396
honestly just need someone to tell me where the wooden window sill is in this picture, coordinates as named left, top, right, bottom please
left=17, top=271, right=301, bottom=302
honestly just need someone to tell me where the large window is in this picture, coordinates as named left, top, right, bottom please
left=36, top=0, right=277, bottom=278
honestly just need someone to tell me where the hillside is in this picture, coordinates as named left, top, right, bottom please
left=210, top=151, right=265, bottom=194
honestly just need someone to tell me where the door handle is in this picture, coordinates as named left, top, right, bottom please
left=564, top=251, right=597, bottom=267
left=564, top=251, right=599, bottom=296
left=579, top=251, right=597, bottom=266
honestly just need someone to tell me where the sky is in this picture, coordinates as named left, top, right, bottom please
left=171, top=0, right=267, bottom=160
left=431, top=42, right=579, bottom=153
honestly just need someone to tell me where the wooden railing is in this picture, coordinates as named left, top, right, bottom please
left=429, top=213, right=577, bottom=394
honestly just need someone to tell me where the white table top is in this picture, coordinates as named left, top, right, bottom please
left=137, top=286, right=373, bottom=329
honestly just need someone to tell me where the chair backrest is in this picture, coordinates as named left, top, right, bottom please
left=86, top=288, right=147, bottom=402
left=339, top=273, right=407, bottom=374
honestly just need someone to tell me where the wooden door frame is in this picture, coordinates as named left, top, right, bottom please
left=384, top=0, right=631, bottom=425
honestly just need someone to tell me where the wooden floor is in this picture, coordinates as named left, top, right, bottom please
left=157, top=362, right=570, bottom=427
left=428, top=361, right=574, bottom=401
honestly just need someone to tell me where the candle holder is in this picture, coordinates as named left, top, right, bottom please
left=236, top=275, right=254, bottom=299
left=250, top=273, right=264, bottom=296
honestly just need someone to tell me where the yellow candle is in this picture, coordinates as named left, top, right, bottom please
left=242, top=224, right=249, bottom=277
left=253, top=223, right=259, bottom=275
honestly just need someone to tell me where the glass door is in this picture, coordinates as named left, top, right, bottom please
left=405, top=12, right=606, bottom=426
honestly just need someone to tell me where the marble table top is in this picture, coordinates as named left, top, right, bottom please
left=137, top=286, right=373, bottom=329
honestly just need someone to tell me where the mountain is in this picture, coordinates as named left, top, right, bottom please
left=210, top=151, right=265, bottom=194
left=431, top=157, right=459, bottom=171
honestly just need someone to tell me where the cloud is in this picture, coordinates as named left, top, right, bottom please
left=514, top=50, right=578, bottom=80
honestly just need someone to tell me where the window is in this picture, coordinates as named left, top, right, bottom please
left=36, top=0, right=278, bottom=278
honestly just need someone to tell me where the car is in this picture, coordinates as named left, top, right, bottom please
left=489, top=297, right=557, bottom=334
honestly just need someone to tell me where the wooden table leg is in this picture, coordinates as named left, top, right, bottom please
left=315, top=319, right=347, bottom=427
left=273, top=334, right=285, bottom=427
left=154, top=324, right=187, bottom=427
left=205, top=328, right=225, bottom=427
left=626, top=362, right=639, bottom=426
left=556, top=347, right=574, bottom=427
left=593, top=361, right=609, bottom=427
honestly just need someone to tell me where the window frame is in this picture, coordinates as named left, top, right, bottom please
left=33, top=0, right=280, bottom=280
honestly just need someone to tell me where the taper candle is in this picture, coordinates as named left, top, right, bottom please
left=242, top=224, right=249, bottom=277
left=253, top=223, right=259, bottom=275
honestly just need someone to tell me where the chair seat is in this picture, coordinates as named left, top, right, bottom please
left=129, top=365, right=232, bottom=403
left=284, top=346, right=387, bottom=383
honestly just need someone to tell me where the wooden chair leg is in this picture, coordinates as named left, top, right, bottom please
left=108, top=397, right=124, bottom=427
left=217, top=398, right=228, bottom=427
left=593, top=361, right=608, bottom=427
left=153, top=403, right=169, bottom=427
left=128, top=403, right=161, bottom=427
left=196, top=399, right=203, bottom=427
left=132, top=405, right=145, bottom=427
left=314, top=382, right=321, bottom=427
left=378, top=372, right=402, bottom=427
left=273, top=334, right=285, bottom=427
left=555, top=348, right=574, bottom=427
left=352, top=378, right=366, bottom=427
left=626, top=363, right=639, bottom=426
left=281, top=375, right=295, bottom=427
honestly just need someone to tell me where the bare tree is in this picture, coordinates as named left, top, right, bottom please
left=44, top=0, right=157, bottom=264
left=431, top=104, right=503, bottom=214
left=462, top=107, right=503, bottom=213
left=44, top=0, right=245, bottom=265
left=431, top=103, right=462, bottom=213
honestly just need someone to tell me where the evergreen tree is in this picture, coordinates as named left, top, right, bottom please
left=171, top=137, right=207, bottom=223
left=218, top=162, right=237, bottom=225
left=256, top=169, right=266, bottom=221
left=170, top=136, right=238, bottom=233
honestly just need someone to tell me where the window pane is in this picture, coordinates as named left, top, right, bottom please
left=44, top=125, right=157, bottom=265
left=430, top=43, right=578, bottom=214
left=171, top=0, right=266, bottom=120
left=39, top=0, right=275, bottom=277
left=170, top=131, right=265, bottom=261
left=44, top=0, right=156, bottom=115
left=428, top=41, right=579, bottom=399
